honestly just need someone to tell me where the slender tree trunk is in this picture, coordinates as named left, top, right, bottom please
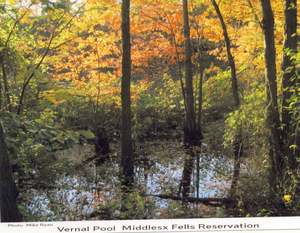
left=182, top=147, right=196, bottom=199
left=197, top=49, right=203, bottom=133
left=181, top=0, right=203, bottom=200
left=1, top=61, right=11, bottom=112
left=183, top=0, right=196, bottom=136
left=121, top=0, right=134, bottom=196
left=211, top=0, right=242, bottom=197
left=196, top=42, right=203, bottom=200
left=281, top=0, right=298, bottom=169
left=181, top=0, right=194, bottom=199
left=260, top=0, right=283, bottom=195
left=0, top=58, right=3, bottom=110
left=0, top=123, right=22, bottom=222
left=210, top=0, right=239, bottom=108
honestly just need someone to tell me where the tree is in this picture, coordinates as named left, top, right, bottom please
left=281, top=0, right=298, bottom=169
left=180, top=0, right=204, bottom=200
left=210, top=0, right=242, bottom=199
left=260, top=0, right=283, bottom=197
left=279, top=0, right=299, bottom=212
left=0, top=123, right=22, bottom=222
left=121, top=0, right=134, bottom=197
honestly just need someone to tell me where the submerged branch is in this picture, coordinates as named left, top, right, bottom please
left=150, top=194, right=236, bottom=207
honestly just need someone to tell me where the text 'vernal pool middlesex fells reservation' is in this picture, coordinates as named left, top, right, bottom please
left=1, top=217, right=300, bottom=233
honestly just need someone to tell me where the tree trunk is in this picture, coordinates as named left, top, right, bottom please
left=181, top=0, right=203, bottom=200
left=94, top=127, right=110, bottom=166
left=280, top=0, right=299, bottom=208
left=1, top=60, right=12, bottom=112
left=281, top=0, right=298, bottom=169
left=197, top=46, right=203, bottom=133
left=211, top=0, right=242, bottom=197
left=260, top=0, right=283, bottom=195
left=210, top=0, right=239, bottom=108
left=121, top=0, right=134, bottom=195
left=183, top=0, right=196, bottom=136
left=0, top=123, right=22, bottom=222
left=181, top=0, right=195, bottom=199
left=181, top=146, right=196, bottom=199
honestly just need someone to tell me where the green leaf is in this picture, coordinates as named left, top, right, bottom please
left=77, top=130, right=95, bottom=139
left=23, top=120, right=35, bottom=129
left=56, top=131, right=64, bottom=139
left=56, top=136, right=65, bottom=144
left=38, top=131, right=48, bottom=139
left=16, top=70, right=31, bottom=81
left=50, top=137, right=57, bottom=143
left=33, top=68, right=42, bottom=79
left=49, top=130, right=60, bottom=136
left=67, top=131, right=80, bottom=143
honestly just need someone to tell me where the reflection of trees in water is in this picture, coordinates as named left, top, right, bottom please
left=17, top=137, right=233, bottom=221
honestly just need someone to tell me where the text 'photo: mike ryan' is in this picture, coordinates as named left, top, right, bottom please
left=57, top=223, right=260, bottom=232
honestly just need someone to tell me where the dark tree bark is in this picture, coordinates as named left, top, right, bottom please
left=210, top=0, right=239, bottom=108
left=121, top=0, right=134, bottom=194
left=181, top=0, right=194, bottom=200
left=211, top=0, right=242, bottom=197
left=183, top=0, right=196, bottom=136
left=181, top=146, right=196, bottom=199
left=180, top=0, right=200, bottom=200
left=94, top=127, right=110, bottom=166
left=281, top=0, right=298, bottom=169
left=260, top=0, right=283, bottom=194
left=1, top=60, right=12, bottom=112
left=180, top=0, right=204, bottom=200
left=0, top=123, right=22, bottom=222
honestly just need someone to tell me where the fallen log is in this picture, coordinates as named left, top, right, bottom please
left=150, top=194, right=237, bottom=207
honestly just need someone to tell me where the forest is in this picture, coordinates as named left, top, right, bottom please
left=0, top=0, right=300, bottom=221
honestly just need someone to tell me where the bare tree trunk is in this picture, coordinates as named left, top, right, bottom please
left=260, top=0, right=283, bottom=195
left=211, top=0, right=242, bottom=197
left=183, top=0, right=196, bottom=136
left=181, top=0, right=203, bottom=200
left=1, top=61, right=12, bottom=112
left=197, top=49, right=203, bottom=133
left=0, top=123, right=22, bottom=222
left=121, top=0, right=134, bottom=196
left=0, top=59, right=3, bottom=110
left=181, top=0, right=194, bottom=200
